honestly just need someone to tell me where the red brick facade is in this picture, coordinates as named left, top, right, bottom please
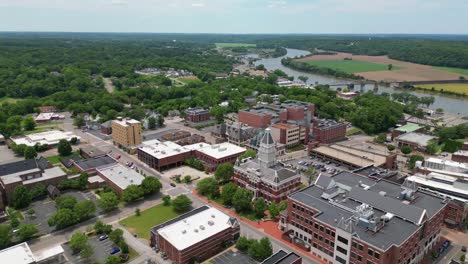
left=312, top=121, right=346, bottom=144
left=444, top=200, right=468, bottom=228
left=137, top=148, right=192, bottom=171
left=193, top=150, right=245, bottom=172
left=185, top=109, right=211, bottom=123
left=451, top=152, right=468, bottom=163
left=238, top=110, right=272, bottom=128
left=232, top=171, right=301, bottom=203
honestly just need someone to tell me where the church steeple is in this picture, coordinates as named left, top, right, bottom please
left=257, top=128, right=276, bottom=169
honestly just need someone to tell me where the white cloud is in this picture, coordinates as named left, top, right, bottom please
left=191, top=2, right=205, bottom=8
left=267, top=0, right=287, bottom=9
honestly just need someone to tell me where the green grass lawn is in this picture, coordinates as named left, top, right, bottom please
left=305, top=59, right=404, bottom=73
left=119, top=203, right=182, bottom=240
left=433, top=66, right=468, bottom=76
left=215, top=43, right=256, bottom=48
left=46, top=151, right=79, bottom=165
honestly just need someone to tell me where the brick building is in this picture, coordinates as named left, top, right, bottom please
left=233, top=128, right=301, bottom=203
left=391, top=124, right=423, bottom=139
left=239, top=101, right=315, bottom=129
left=96, top=164, right=145, bottom=196
left=451, top=150, right=468, bottom=163
left=262, top=250, right=302, bottom=264
left=279, top=172, right=447, bottom=264
left=161, top=130, right=191, bottom=141
left=193, top=142, right=246, bottom=172
left=137, top=139, right=193, bottom=171
left=311, top=119, right=346, bottom=144
left=150, top=206, right=240, bottom=264
left=185, top=108, right=211, bottom=123
left=395, top=133, right=437, bottom=152
left=270, top=123, right=308, bottom=147
left=0, top=157, right=66, bottom=204
left=112, top=118, right=142, bottom=147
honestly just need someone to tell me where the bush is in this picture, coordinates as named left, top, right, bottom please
left=162, top=195, right=171, bottom=206
left=387, top=144, right=395, bottom=151
left=184, top=157, right=204, bottom=171
left=401, top=145, right=412, bottom=154
left=172, top=195, right=192, bottom=213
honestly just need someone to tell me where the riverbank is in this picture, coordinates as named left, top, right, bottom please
left=413, top=83, right=468, bottom=97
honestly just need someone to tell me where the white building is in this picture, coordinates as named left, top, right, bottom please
left=96, top=163, right=145, bottom=193
left=11, top=130, right=80, bottom=147
left=0, top=242, right=65, bottom=264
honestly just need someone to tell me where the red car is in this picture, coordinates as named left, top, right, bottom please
left=115, top=155, right=121, bottom=160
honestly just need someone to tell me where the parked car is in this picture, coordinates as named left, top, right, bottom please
left=442, top=240, right=450, bottom=248
left=110, top=247, right=121, bottom=255
left=461, top=246, right=466, bottom=252
left=98, top=234, right=108, bottom=241
left=115, top=155, right=121, bottom=160
left=170, top=183, right=176, bottom=187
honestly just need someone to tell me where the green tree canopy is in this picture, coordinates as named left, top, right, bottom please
left=69, top=232, right=89, bottom=253
left=172, top=195, right=192, bottom=213
left=122, top=185, right=144, bottom=203
left=22, top=116, right=36, bottom=131
left=253, top=198, right=267, bottom=218
left=141, top=177, right=162, bottom=195
left=220, top=183, right=238, bottom=206
left=239, top=149, right=256, bottom=161
left=0, top=225, right=12, bottom=249
left=11, top=185, right=32, bottom=209
left=401, top=145, right=412, bottom=155
left=232, top=188, right=253, bottom=213
left=196, top=178, right=219, bottom=198
left=98, top=192, right=120, bottom=212
left=248, top=238, right=273, bottom=261
left=17, top=224, right=39, bottom=242
left=56, top=195, right=78, bottom=210
left=57, top=139, right=72, bottom=156
left=214, top=163, right=234, bottom=182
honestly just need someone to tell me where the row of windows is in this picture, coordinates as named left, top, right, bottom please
left=313, top=223, right=336, bottom=238
left=292, top=203, right=314, bottom=216
left=352, top=241, right=380, bottom=259
left=312, top=242, right=334, bottom=257
left=312, top=233, right=335, bottom=248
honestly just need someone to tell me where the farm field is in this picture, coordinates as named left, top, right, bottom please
left=297, top=52, right=468, bottom=82
left=215, top=42, right=256, bottom=48
left=304, top=59, right=403, bottom=73
left=416, top=83, right=468, bottom=95
left=119, top=203, right=181, bottom=240
left=433, top=66, right=468, bottom=76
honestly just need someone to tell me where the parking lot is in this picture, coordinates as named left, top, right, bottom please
left=21, top=191, right=100, bottom=235
left=282, top=155, right=351, bottom=184
left=63, top=235, right=118, bottom=264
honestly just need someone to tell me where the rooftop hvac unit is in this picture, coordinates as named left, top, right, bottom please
left=208, top=220, right=214, bottom=226
left=199, top=225, right=205, bottom=230
left=194, top=229, right=198, bottom=233
left=181, top=230, right=186, bottom=234
left=211, top=214, right=216, bottom=218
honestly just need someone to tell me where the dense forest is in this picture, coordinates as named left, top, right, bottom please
left=0, top=33, right=434, bottom=138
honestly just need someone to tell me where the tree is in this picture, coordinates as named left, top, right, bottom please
left=10, top=215, right=20, bottom=228
left=387, top=144, right=396, bottom=151
left=304, top=166, right=316, bottom=185
left=98, top=192, right=120, bottom=212
left=23, top=146, right=37, bottom=159
left=73, top=115, right=86, bottom=128
left=408, top=155, right=424, bottom=169
left=94, top=220, right=112, bottom=234
left=0, top=225, right=11, bottom=249
left=162, top=195, right=171, bottom=206
left=255, top=64, right=266, bottom=71
left=172, top=195, right=192, bottom=213
left=268, top=202, right=281, bottom=219
left=48, top=208, right=76, bottom=229
left=426, top=141, right=438, bottom=155
left=141, top=177, right=162, bottom=195
left=388, top=64, right=393, bottom=71
left=109, top=229, right=124, bottom=244
left=57, top=139, right=72, bottom=156
left=298, top=75, right=308, bottom=83
left=196, top=178, right=219, bottom=198
left=374, top=133, right=387, bottom=144
left=236, top=236, right=252, bottom=251
left=460, top=254, right=466, bottom=263
left=56, top=195, right=77, bottom=210
left=135, top=208, right=141, bottom=216
left=232, top=188, right=253, bottom=213
left=239, top=149, right=256, bottom=161
left=148, top=116, right=156, bottom=129
left=221, top=183, right=238, bottom=206
left=106, top=255, right=121, bottom=264
left=401, top=145, right=412, bottom=155
left=122, top=185, right=144, bottom=203
left=11, top=185, right=32, bottom=209
left=157, top=115, right=164, bottom=127
left=248, top=238, right=273, bottom=261
left=253, top=198, right=267, bottom=218
left=80, top=244, right=94, bottom=259
left=215, top=163, right=234, bottom=182
left=17, top=224, right=39, bottom=241
left=22, top=116, right=36, bottom=131
left=69, top=232, right=88, bottom=253
left=74, top=200, right=96, bottom=221
left=70, top=137, right=78, bottom=145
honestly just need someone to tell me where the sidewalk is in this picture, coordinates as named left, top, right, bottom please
left=193, top=190, right=326, bottom=264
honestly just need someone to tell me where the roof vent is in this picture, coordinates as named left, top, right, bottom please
left=194, top=229, right=198, bottom=233
left=208, top=220, right=214, bottom=226
left=211, top=214, right=215, bottom=218
left=181, top=230, right=186, bottom=234
left=199, top=225, right=205, bottom=230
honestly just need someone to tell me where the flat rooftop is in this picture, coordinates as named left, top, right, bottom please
left=74, top=155, right=116, bottom=171
left=262, top=250, right=302, bottom=264
left=112, top=118, right=140, bottom=127
left=185, top=108, right=209, bottom=114
left=11, top=130, right=80, bottom=147
left=155, top=206, right=235, bottom=250
left=0, top=242, right=35, bottom=264
left=396, top=132, right=436, bottom=147
left=210, top=249, right=256, bottom=264
left=313, top=118, right=345, bottom=129
left=242, top=106, right=283, bottom=116
left=311, top=144, right=387, bottom=167
left=407, top=174, right=468, bottom=201
left=290, top=171, right=446, bottom=251
left=79, top=145, right=106, bottom=158
left=395, top=124, right=422, bottom=133
left=271, top=123, right=297, bottom=129
left=194, top=142, right=246, bottom=160
left=138, top=139, right=192, bottom=159
left=97, top=163, right=145, bottom=190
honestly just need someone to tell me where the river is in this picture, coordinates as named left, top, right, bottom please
left=254, top=48, right=468, bottom=115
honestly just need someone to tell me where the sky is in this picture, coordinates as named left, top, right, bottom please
left=0, top=0, right=467, bottom=34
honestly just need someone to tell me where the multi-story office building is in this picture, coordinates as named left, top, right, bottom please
left=311, top=119, right=346, bottom=144
left=279, top=172, right=447, bottom=264
left=150, top=206, right=240, bottom=264
left=271, top=122, right=308, bottom=147
left=233, top=128, right=301, bottom=203
left=185, top=108, right=211, bottom=123
left=111, top=118, right=142, bottom=147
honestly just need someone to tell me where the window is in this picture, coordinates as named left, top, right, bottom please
left=351, top=252, right=357, bottom=258
left=368, top=249, right=374, bottom=256
left=326, top=229, right=331, bottom=235
left=319, top=236, right=323, bottom=241
left=314, top=233, right=318, bottom=239
left=352, top=242, right=358, bottom=248
left=325, top=239, right=329, bottom=245
left=358, top=244, right=364, bottom=251
left=337, top=246, right=347, bottom=255
left=315, top=223, right=319, bottom=229
left=338, top=236, right=349, bottom=245
left=313, top=243, right=317, bottom=248
left=367, top=261, right=373, bottom=264
left=320, top=226, right=324, bottom=232
left=357, top=255, right=363, bottom=262
left=331, top=231, right=336, bottom=237
left=336, top=256, right=347, bottom=264
left=293, top=204, right=296, bottom=209
left=374, top=252, right=380, bottom=259
left=331, top=242, right=335, bottom=247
